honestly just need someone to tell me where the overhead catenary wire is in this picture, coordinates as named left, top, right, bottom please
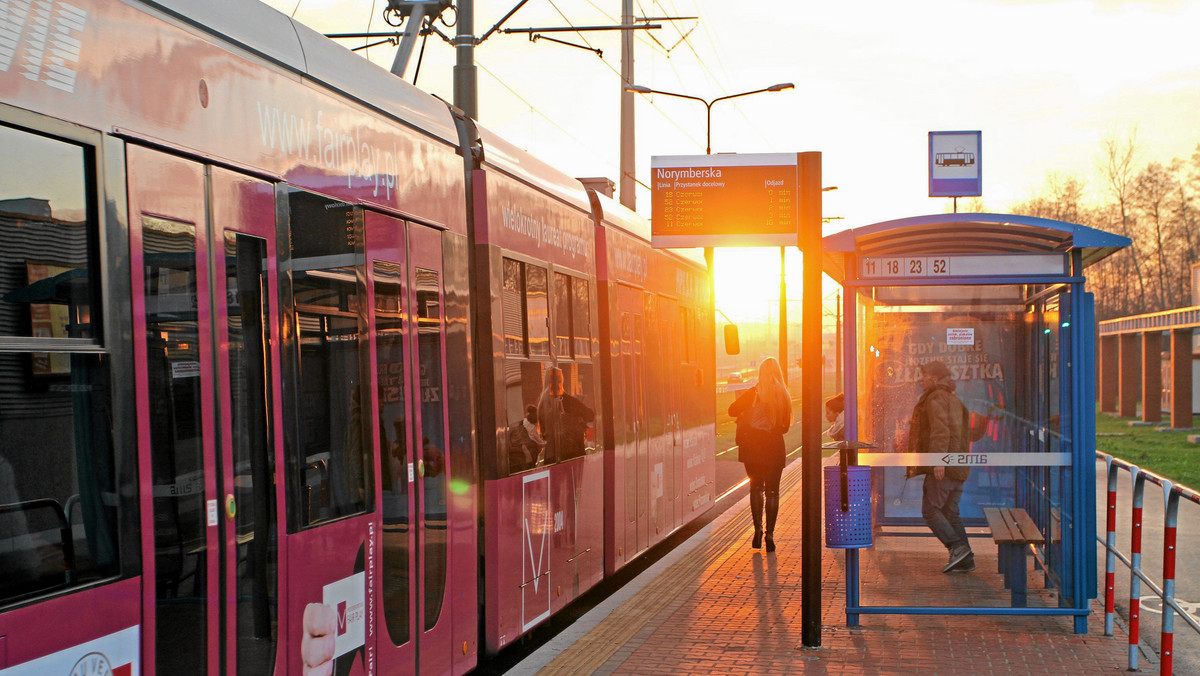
left=473, top=60, right=650, bottom=193
left=642, top=0, right=777, bottom=151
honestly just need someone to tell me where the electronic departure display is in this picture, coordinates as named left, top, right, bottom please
left=650, top=153, right=802, bottom=248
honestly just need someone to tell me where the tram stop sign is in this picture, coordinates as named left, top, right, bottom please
left=650, top=153, right=811, bottom=248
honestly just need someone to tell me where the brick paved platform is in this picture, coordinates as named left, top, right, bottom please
left=514, top=459, right=1136, bottom=675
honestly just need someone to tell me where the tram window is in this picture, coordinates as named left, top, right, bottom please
left=375, top=262, right=412, bottom=646
left=501, top=258, right=525, bottom=355
left=500, top=257, right=553, bottom=358
left=557, top=362, right=598, bottom=459
left=415, top=267, right=448, bottom=631
left=682, top=307, right=695, bottom=364
left=573, top=277, right=591, bottom=357
left=503, top=360, right=545, bottom=475
left=0, top=123, right=97, bottom=344
left=526, top=264, right=549, bottom=357
left=284, top=190, right=372, bottom=528
left=224, top=233, right=278, bottom=670
left=0, top=122, right=122, bottom=607
left=554, top=273, right=571, bottom=357
left=0, top=354, right=121, bottom=605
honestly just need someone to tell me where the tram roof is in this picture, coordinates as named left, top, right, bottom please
left=147, top=0, right=461, bottom=145
left=822, top=212, right=1130, bottom=283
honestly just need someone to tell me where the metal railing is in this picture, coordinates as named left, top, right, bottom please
left=1099, top=451, right=1200, bottom=675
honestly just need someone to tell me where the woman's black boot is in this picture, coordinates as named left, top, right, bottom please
left=764, top=490, right=779, bottom=553
left=750, top=486, right=764, bottom=548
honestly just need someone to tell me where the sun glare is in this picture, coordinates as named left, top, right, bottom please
left=714, top=248, right=845, bottom=325
left=716, top=248, right=820, bottom=324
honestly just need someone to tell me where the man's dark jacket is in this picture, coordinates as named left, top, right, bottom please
left=908, top=376, right=971, bottom=482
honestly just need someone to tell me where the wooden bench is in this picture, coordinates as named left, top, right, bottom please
left=983, top=507, right=1045, bottom=607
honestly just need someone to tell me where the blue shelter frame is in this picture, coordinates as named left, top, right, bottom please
left=823, top=213, right=1129, bottom=633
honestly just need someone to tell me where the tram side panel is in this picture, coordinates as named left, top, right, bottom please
left=659, top=250, right=716, bottom=525
left=594, top=218, right=716, bottom=575
left=469, top=153, right=605, bottom=653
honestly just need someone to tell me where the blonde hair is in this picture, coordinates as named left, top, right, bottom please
left=755, top=357, right=793, bottom=429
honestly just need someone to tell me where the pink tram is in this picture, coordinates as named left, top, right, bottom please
left=0, top=0, right=716, bottom=674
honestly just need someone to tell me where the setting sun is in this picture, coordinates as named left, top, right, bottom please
left=713, top=248, right=794, bottom=324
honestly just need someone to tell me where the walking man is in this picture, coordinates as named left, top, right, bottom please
left=906, top=360, right=974, bottom=572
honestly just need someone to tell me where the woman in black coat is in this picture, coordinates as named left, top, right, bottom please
left=728, top=356, right=793, bottom=552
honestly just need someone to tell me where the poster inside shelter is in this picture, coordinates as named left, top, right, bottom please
left=867, top=310, right=1021, bottom=522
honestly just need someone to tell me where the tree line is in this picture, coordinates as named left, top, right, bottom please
left=1004, top=130, right=1200, bottom=321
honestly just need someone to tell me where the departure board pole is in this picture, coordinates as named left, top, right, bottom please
left=798, top=151, right=823, bottom=647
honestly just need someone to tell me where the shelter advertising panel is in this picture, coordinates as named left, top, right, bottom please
left=650, top=153, right=800, bottom=248
left=860, top=307, right=1024, bottom=522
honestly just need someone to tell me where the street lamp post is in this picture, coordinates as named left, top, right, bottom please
left=624, top=83, right=793, bottom=156
left=625, top=81, right=794, bottom=374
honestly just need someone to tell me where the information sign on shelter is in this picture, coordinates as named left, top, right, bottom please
left=650, top=153, right=802, bottom=248
left=929, top=131, right=981, bottom=197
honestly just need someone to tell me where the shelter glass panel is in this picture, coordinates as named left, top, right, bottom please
left=852, top=282, right=1073, bottom=608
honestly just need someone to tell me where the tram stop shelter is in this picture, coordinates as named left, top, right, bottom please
left=822, top=213, right=1130, bottom=633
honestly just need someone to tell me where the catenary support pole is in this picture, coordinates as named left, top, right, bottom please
left=618, top=0, right=635, bottom=209
left=453, top=0, right=477, bottom=119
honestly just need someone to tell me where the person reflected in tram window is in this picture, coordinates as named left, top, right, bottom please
left=422, top=437, right=444, bottom=478
left=341, top=385, right=367, bottom=506
left=825, top=392, right=845, bottom=442
left=0, top=450, right=41, bottom=598
left=728, top=356, right=793, bottom=553
left=905, top=360, right=974, bottom=573
left=508, top=404, right=544, bottom=472
left=536, top=366, right=595, bottom=464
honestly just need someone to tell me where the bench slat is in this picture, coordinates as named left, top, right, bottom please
left=983, top=507, right=1019, bottom=543
left=983, top=507, right=1044, bottom=545
left=1008, top=509, right=1045, bottom=545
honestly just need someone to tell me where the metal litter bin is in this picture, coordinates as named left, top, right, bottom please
left=824, top=465, right=873, bottom=548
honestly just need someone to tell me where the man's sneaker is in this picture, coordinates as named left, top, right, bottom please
left=942, top=544, right=973, bottom=573
left=947, top=554, right=975, bottom=572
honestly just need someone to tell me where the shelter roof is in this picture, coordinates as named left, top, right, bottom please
left=822, top=213, right=1130, bottom=283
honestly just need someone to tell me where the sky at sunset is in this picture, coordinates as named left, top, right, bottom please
left=260, top=0, right=1200, bottom=321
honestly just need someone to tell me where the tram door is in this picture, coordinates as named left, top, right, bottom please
left=618, top=286, right=648, bottom=555
left=366, top=213, right=453, bottom=676
left=657, top=296, right=682, bottom=530
left=128, top=147, right=281, bottom=674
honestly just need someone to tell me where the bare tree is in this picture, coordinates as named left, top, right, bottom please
left=1131, top=161, right=1174, bottom=309
left=1100, top=128, right=1150, bottom=306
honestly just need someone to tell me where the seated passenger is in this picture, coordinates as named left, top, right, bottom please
left=508, top=405, right=544, bottom=472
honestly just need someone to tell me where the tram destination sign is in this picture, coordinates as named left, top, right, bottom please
left=650, top=153, right=800, bottom=248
